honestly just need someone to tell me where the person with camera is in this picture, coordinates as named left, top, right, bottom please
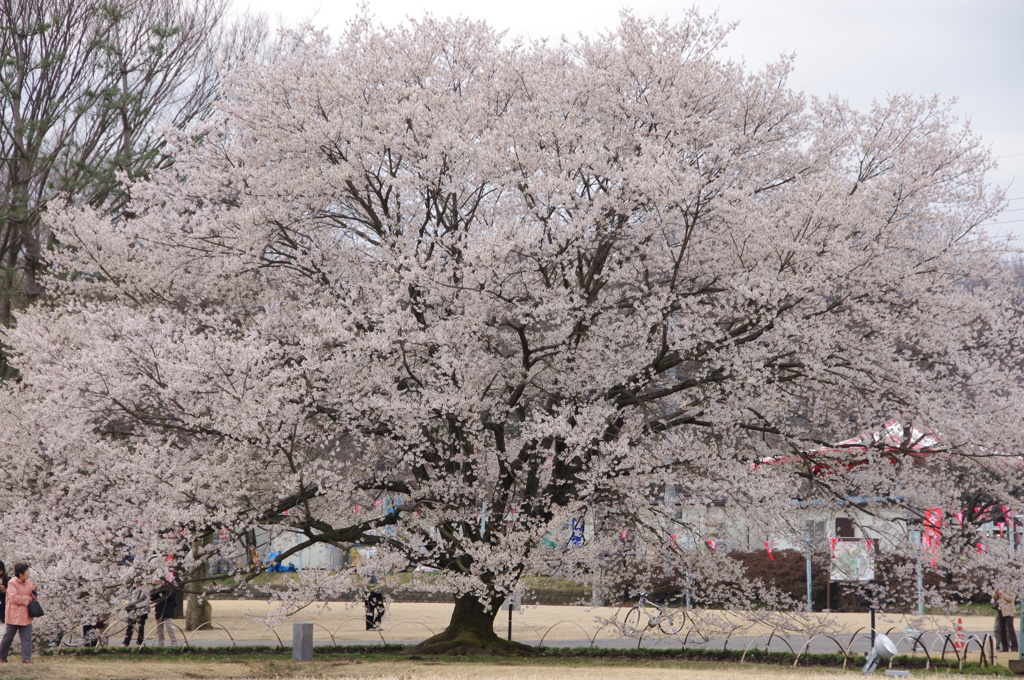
left=995, top=588, right=1020, bottom=653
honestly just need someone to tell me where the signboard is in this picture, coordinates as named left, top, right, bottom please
left=500, top=591, right=522, bottom=611
left=829, top=538, right=875, bottom=582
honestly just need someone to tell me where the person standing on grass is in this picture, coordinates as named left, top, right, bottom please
left=0, top=560, right=9, bottom=634
left=995, top=588, right=1020, bottom=653
left=150, top=577, right=178, bottom=646
left=0, top=562, right=37, bottom=664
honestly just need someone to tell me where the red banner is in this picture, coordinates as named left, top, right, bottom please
left=923, top=507, right=942, bottom=565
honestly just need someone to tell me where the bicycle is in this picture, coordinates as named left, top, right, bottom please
left=56, top=621, right=112, bottom=649
left=622, top=592, right=686, bottom=635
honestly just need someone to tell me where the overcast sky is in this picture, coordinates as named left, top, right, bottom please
left=241, top=0, right=1024, bottom=241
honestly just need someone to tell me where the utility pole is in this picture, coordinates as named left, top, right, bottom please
left=805, top=528, right=813, bottom=612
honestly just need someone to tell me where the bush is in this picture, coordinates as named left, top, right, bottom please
left=733, top=549, right=828, bottom=609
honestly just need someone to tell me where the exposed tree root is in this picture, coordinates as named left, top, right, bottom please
left=414, top=629, right=538, bottom=656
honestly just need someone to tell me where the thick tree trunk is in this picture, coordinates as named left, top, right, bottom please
left=184, top=537, right=213, bottom=631
left=184, top=587, right=212, bottom=631
left=184, top=566, right=212, bottom=631
left=414, top=592, right=536, bottom=655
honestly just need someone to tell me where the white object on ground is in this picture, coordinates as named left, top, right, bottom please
left=862, top=633, right=898, bottom=675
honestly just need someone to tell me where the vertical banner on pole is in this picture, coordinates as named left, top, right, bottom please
left=923, top=508, right=942, bottom=566
left=570, top=517, right=585, bottom=546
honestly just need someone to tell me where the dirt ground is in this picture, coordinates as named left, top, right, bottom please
left=156, top=599, right=997, bottom=646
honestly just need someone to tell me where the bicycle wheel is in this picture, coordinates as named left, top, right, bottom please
left=58, top=629, right=82, bottom=648
left=658, top=607, right=686, bottom=635
left=622, top=606, right=644, bottom=635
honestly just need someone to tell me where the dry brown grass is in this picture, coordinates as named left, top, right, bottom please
left=20, top=601, right=1000, bottom=679
left=0, top=658, right=891, bottom=679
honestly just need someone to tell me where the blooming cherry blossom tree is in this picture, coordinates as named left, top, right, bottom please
left=1, top=12, right=1021, bottom=653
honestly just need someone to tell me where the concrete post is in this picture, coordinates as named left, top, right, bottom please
left=591, top=566, right=606, bottom=607
left=292, top=622, right=313, bottom=661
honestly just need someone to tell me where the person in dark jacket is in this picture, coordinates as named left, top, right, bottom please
left=82, top=617, right=108, bottom=648
left=0, top=561, right=9, bottom=627
left=150, top=577, right=177, bottom=646
left=995, top=588, right=1020, bottom=653
left=364, top=576, right=385, bottom=631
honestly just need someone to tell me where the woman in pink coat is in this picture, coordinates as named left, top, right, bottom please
left=0, top=563, right=37, bottom=663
